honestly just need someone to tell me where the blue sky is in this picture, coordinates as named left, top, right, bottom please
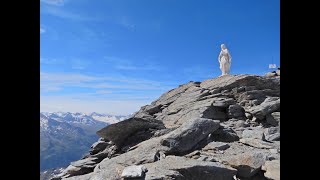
left=40, top=0, right=280, bottom=115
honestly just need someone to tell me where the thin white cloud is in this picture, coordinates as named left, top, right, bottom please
left=70, top=59, right=90, bottom=70
left=42, top=7, right=93, bottom=21
left=104, top=56, right=161, bottom=71
left=40, top=0, right=65, bottom=6
left=40, top=57, right=61, bottom=65
left=40, top=72, right=175, bottom=92
left=40, top=95, right=148, bottom=115
left=40, top=57, right=92, bottom=69
left=40, top=28, right=46, bottom=34
left=95, top=90, right=113, bottom=94
left=41, top=72, right=97, bottom=82
left=41, top=85, right=62, bottom=92
left=40, top=72, right=97, bottom=92
left=41, top=2, right=99, bottom=22
left=86, top=82, right=165, bottom=90
left=40, top=71, right=179, bottom=114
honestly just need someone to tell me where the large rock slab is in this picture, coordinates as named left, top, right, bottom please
left=96, top=117, right=165, bottom=147
left=151, top=81, right=200, bottom=107
left=200, top=75, right=279, bottom=92
left=224, top=152, right=266, bottom=178
left=144, top=156, right=237, bottom=180
left=89, top=141, right=109, bottom=155
left=160, top=118, right=220, bottom=154
left=78, top=118, right=221, bottom=179
left=249, top=97, right=280, bottom=120
left=262, top=160, right=280, bottom=180
left=157, top=97, right=226, bottom=128
left=53, top=157, right=100, bottom=179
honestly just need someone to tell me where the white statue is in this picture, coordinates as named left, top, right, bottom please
left=218, top=44, right=232, bottom=76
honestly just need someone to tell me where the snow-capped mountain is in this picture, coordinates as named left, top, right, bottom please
left=88, top=112, right=129, bottom=124
left=40, top=112, right=129, bottom=172
left=41, top=112, right=130, bottom=125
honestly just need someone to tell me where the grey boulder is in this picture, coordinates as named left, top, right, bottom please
left=121, top=165, right=147, bottom=179
left=249, top=97, right=280, bottom=120
left=266, top=112, right=280, bottom=126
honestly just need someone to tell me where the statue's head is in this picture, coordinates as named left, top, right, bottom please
left=221, top=44, right=226, bottom=50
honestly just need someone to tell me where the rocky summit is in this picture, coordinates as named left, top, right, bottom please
left=52, top=73, right=280, bottom=180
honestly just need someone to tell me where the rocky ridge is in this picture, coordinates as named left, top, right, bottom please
left=52, top=73, right=280, bottom=180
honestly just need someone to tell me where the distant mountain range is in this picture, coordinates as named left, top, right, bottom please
left=40, top=112, right=129, bottom=172
left=40, top=168, right=64, bottom=180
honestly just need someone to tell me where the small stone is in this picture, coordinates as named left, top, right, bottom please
left=216, top=150, right=224, bottom=154
left=206, top=157, right=217, bottom=162
left=228, top=118, right=238, bottom=121
left=197, top=156, right=209, bottom=161
left=121, top=165, right=147, bottom=178
left=245, top=113, right=252, bottom=119
left=252, top=117, right=258, bottom=122
left=192, top=155, right=201, bottom=159
left=267, top=156, right=276, bottom=161
left=265, top=72, right=276, bottom=77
